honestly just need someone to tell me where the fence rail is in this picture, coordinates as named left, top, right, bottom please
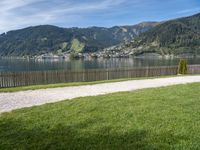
left=0, top=65, right=199, bottom=88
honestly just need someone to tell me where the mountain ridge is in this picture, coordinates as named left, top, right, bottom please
left=0, top=22, right=158, bottom=56
left=107, top=13, right=200, bottom=57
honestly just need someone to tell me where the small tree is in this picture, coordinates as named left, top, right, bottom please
left=178, top=59, right=188, bottom=75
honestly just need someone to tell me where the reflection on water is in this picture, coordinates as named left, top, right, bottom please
left=0, top=57, right=200, bottom=72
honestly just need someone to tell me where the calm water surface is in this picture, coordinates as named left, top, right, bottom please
left=0, top=57, right=200, bottom=72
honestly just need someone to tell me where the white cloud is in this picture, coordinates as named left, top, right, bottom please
left=177, top=7, right=200, bottom=14
left=0, top=0, right=126, bottom=33
left=0, top=0, right=43, bottom=13
left=0, top=0, right=46, bottom=32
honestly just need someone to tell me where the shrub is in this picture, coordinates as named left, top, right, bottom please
left=178, top=59, right=188, bottom=75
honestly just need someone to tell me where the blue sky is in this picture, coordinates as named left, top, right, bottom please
left=0, top=0, right=200, bottom=33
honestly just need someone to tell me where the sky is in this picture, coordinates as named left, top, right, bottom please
left=0, top=0, right=200, bottom=33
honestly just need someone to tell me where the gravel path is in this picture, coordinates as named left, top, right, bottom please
left=0, top=76, right=200, bottom=113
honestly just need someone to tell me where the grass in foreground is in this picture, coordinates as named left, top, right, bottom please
left=0, top=75, right=184, bottom=93
left=0, top=83, right=200, bottom=149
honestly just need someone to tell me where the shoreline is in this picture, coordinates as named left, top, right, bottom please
left=1, top=54, right=200, bottom=60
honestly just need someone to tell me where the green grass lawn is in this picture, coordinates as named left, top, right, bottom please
left=0, top=83, right=200, bottom=149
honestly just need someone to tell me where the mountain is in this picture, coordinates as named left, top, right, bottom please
left=0, top=22, right=158, bottom=56
left=109, top=13, right=200, bottom=56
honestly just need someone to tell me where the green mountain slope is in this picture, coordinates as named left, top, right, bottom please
left=113, top=13, right=200, bottom=56
left=0, top=22, right=158, bottom=56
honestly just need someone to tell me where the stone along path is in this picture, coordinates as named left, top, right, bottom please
left=0, top=76, right=200, bottom=113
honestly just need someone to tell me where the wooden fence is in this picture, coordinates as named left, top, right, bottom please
left=188, top=65, right=200, bottom=74
left=0, top=65, right=199, bottom=88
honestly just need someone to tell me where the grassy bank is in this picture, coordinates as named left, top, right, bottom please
left=0, top=83, right=200, bottom=149
left=0, top=78, right=136, bottom=93
left=0, top=75, right=184, bottom=93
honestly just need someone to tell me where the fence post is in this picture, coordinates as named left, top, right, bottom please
left=107, top=69, right=109, bottom=80
left=146, top=66, right=149, bottom=77
left=82, top=71, right=85, bottom=82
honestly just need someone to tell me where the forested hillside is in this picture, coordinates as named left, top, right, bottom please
left=114, top=13, right=200, bottom=56
left=0, top=22, right=158, bottom=56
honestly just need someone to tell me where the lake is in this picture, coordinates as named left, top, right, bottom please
left=0, top=57, right=200, bottom=72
